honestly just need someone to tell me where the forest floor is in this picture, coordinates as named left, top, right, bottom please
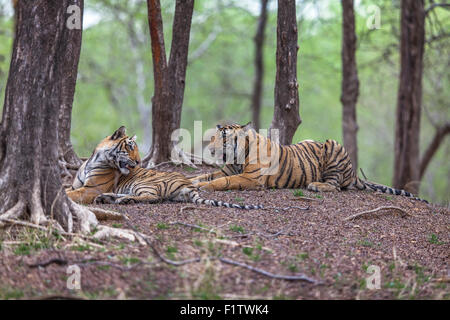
left=0, top=164, right=448, bottom=300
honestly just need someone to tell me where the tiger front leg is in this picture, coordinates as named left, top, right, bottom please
left=189, top=170, right=226, bottom=186
left=95, top=193, right=162, bottom=205
left=198, top=174, right=259, bottom=191
left=307, top=182, right=340, bottom=192
left=67, top=187, right=103, bottom=204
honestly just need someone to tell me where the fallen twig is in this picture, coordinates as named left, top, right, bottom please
left=263, top=205, right=310, bottom=211
left=122, top=213, right=320, bottom=283
left=34, top=295, right=86, bottom=300
left=219, top=257, right=320, bottom=283
left=291, top=197, right=319, bottom=202
left=28, top=257, right=148, bottom=271
left=344, top=206, right=410, bottom=221
left=179, top=206, right=209, bottom=214
left=170, top=221, right=218, bottom=234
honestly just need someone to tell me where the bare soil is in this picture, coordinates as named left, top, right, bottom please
left=0, top=164, right=448, bottom=300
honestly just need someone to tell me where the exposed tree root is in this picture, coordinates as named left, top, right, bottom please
left=93, top=225, right=147, bottom=245
left=86, top=206, right=124, bottom=221
left=0, top=199, right=146, bottom=245
left=0, top=200, right=25, bottom=226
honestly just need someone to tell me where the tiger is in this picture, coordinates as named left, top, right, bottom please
left=190, top=122, right=428, bottom=203
left=66, top=126, right=263, bottom=209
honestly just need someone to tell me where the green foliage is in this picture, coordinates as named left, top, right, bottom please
left=229, top=225, right=245, bottom=234
left=0, top=0, right=448, bottom=203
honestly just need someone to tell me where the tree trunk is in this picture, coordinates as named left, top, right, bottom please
left=393, top=0, right=425, bottom=195
left=143, top=0, right=194, bottom=166
left=251, top=0, right=269, bottom=132
left=340, top=0, right=359, bottom=170
left=269, top=0, right=301, bottom=145
left=58, top=0, right=84, bottom=180
left=0, top=0, right=96, bottom=233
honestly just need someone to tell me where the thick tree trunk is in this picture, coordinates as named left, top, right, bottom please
left=0, top=0, right=96, bottom=232
left=393, top=0, right=425, bottom=195
left=251, top=0, right=269, bottom=132
left=269, top=0, right=301, bottom=145
left=340, top=0, right=359, bottom=170
left=143, top=0, right=194, bottom=166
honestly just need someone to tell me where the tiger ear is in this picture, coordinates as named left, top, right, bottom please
left=216, top=125, right=222, bottom=130
left=130, top=135, right=137, bottom=141
left=111, top=126, right=126, bottom=140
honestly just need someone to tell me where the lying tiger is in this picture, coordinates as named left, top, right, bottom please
left=190, top=122, right=427, bottom=203
left=66, top=126, right=262, bottom=209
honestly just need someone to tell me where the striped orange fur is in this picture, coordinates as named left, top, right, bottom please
left=66, top=127, right=263, bottom=209
left=191, top=123, right=427, bottom=203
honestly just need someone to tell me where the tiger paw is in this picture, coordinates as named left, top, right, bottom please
left=307, top=182, right=340, bottom=192
left=198, top=182, right=214, bottom=191
left=94, top=193, right=121, bottom=204
left=115, top=197, right=138, bottom=205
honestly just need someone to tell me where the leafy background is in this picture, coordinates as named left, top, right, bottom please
left=0, top=0, right=448, bottom=204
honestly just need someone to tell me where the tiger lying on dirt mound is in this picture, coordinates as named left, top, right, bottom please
left=66, top=126, right=262, bottom=209
left=190, top=122, right=428, bottom=203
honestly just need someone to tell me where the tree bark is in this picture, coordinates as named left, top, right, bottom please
left=0, top=0, right=96, bottom=232
left=251, top=0, right=269, bottom=132
left=340, top=0, right=359, bottom=170
left=143, top=0, right=194, bottom=166
left=58, top=0, right=84, bottom=176
left=393, top=0, right=425, bottom=194
left=269, top=0, right=301, bottom=145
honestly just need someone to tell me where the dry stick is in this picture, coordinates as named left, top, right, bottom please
left=360, top=167, right=369, bottom=180
left=344, top=206, right=410, bottom=221
left=28, top=257, right=149, bottom=271
left=291, top=197, right=319, bottom=202
left=263, top=205, right=310, bottom=211
left=123, top=214, right=320, bottom=283
left=219, top=258, right=320, bottom=283
left=170, top=221, right=217, bottom=234
left=34, top=295, right=86, bottom=300
left=179, top=206, right=209, bottom=214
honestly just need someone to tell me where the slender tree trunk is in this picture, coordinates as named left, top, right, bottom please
left=340, top=0, right=359, bottom=170
left=269, top=0, right=301, bottom=145
left=0, top=0, right=96, bottom=232
left=143, top=0, right=194, bottom=166
left=58, top=0, right=84, bottom=175
left=393, top=0, right=425, bottom=194
left=251, top=0, right=269, bottom=131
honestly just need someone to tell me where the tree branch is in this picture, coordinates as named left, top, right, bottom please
left=425, top=3, right=450, bottom=16
left=420, top=122, right=450, bottom=179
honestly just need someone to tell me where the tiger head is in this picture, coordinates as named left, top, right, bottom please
left=93, top=126, right=141, bottom=175
left=208, top=122, right=252, bottom=163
